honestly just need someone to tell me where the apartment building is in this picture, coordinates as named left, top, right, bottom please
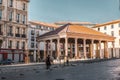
left=92, top=20, right=120, bottom=58
left=28, top=21, right=58, bottom=62
left=0, top=0, right=29, bottom=62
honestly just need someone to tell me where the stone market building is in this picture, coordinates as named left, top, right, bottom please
left=36, top=24, right=115, bottom=61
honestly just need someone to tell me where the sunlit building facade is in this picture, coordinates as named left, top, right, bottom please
left=0, top=0, right=29, bottom=62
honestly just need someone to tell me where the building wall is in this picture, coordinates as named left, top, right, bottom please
left=28, top=22, right=57, bottom=62
left=93, top=22, right=120, bottom=58
left=0, top=0, right=29, bottom=62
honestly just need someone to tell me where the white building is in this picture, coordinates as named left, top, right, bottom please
left=92, top=20, right=120, bottom=58
left=28, top=21, right=58, bottom=62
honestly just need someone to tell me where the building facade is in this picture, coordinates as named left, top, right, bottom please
left=28, top=21, right=58, bottom=62
left=0, top=0, right=29, bottom=62
left=92, top=20, right=120, bottom=58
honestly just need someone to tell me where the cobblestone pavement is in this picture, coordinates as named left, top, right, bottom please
left=1, top=59, right=120, bottom=80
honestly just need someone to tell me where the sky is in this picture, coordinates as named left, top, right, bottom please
left=29, top=0, right=120, bottom=23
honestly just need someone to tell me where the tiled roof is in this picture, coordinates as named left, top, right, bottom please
left=29, top=21, right=58, bottom=28
left=93, top=20, right=120, bottom=28
left=39, top=23, right=113, bottom=38
left=54, top=21, right=92, bottom=25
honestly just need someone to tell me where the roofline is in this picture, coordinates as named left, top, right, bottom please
left=54, top=21, right=95, bottom=25
left=93, top=19, right=120, bottom=28
left=29, top=21, right=58, bottom=28
left=17, top=0, right=30, bottom=2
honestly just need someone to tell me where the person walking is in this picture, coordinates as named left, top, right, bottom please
left=45, top=55, right=51, bottom=70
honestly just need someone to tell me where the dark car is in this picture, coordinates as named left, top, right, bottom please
left=0, top=59, right=14, bottom=65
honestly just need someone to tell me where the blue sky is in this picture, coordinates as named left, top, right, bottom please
left=29, top=0, right=120, bottom=23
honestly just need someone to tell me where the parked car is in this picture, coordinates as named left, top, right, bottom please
left=0, top=59, right=14, bottom=65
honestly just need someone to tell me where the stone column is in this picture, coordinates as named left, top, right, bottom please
left=75, top=38, right=78, bottom=58
left=104, top=41, right=109, bottom=58
left=44, top=41, right=47, bottom=60
left=90, top=40, right=94, bottom=59
left=65, top=38, right=68, bottom=61
left=112, top=41, right=115, bottom=58
left=70, top=43, right=73, bottom=58
left=57, top=38, right=60, bottom=59
left=83, top=39, right=87, bottom=59
left=99, top=41, right=102, bottom=59
left=33, top=49, right=36, bottom=62
left=37, top=41, right=40, bottom=62
left=50, top=40, right=53, bottom=57
left=96, top=42, right=100, bottom=59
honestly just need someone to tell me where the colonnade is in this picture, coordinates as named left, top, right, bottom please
left=37, top=37, right=115, bottom=61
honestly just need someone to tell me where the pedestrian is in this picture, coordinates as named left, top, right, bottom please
left=66, top=56, right=69, bottom=66
left=45, top=55, right=51, bottom=70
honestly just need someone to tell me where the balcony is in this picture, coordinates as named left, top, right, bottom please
left=7, top=33, right=13, bottom=36
left=8, top=46, right=12, bottom=49
left=15, top=34, right=20, bottom=37
left=21, top=34, right=26, bottom=38
left=0, top=32, right=3, bottom=35
left=16, top=46, right=19, bottom=49
left=9, top=18, right=12, bottom=21
left=22, top=46, right=25, bottom=49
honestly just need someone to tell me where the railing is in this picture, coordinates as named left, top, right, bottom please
left=16, top=46, right=19, bottom=49
left=15, top=34, right=20, bottom=37
left=21, top=34, right=26, bottom=38
left=7, top=33, right=13, bottom=36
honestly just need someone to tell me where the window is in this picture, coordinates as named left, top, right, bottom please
left=0, top=25, right=2, bottom=35
left=111, top=31, right=114, bottom=36
left=16, top=14, right=20, bottom=23
left=22, top=15, right=25, bottom=24
left=31, top=36, right=34, bottom=41
left=104, top=26, right=107, bottom=30
left=23, top=28, right=25, bottom=34
left=31, top=30, right=34, bottom=35
left=111, top=24, right=114, bottom=29
left=98, top=28, right=100, bottom=31
left=22, top=42, right=25, bottom=49
left=23, top=3, right=26, bottom=10
left=16, top=27, right=20, bottom=34
left=31, top=43, right=34, bottom=48
left=8, top=40, right=12, bottom=48
left=16, top=41, right=19, bottom=49
left=9, top=12, right=12, bottom=21
left=9, top=26, right=12, bottom=33
left=0, top=10, right=1, bottom=17
left=9, top=0, right=13, bottom=7
left=8, top=26, right=13, bottom=36
left=0, top=0, right=2, bottom=4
